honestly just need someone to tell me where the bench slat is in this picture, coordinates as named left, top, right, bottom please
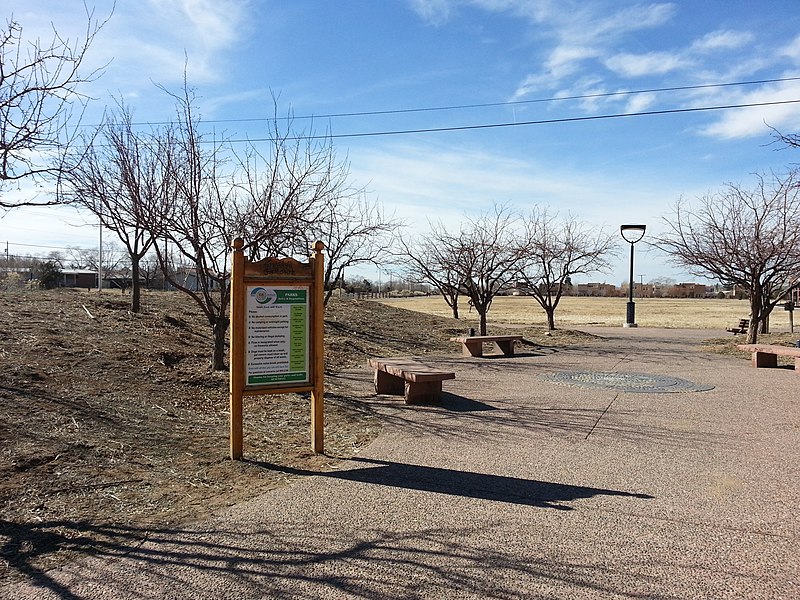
left=367, top=358, right=456, bottom=382
left=368, top=357, right=456, bottom=404
left=737, top=344, right=800, bottom=358
left=737, top=343, right=800, bottom=373
left=449, top=335, right=523, bottom=343
left=450, top=334, right=523, bottom=357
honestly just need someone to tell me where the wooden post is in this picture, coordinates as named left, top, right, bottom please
left=228, top=238, right=325, bottom=459
left=229, top=237, right=245, bottom=460
left=311, top=240, right=325, bottom=454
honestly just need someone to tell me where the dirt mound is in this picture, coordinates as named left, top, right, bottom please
left=0, top=288, right=597, bottom=581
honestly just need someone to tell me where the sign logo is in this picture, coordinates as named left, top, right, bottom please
left=251, top=287, right=276, bottom=304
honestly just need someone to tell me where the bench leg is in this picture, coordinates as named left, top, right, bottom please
left=795, top=357, right=800, bottom=372
left=404, top=380, right=443, bottom=404
left=374, top=370, right=405, bottom=395
left=495, top=340, right=515, bottom=356
left=752, top=351, right=778, bottom=368
left=462, top=341, right=482, bottom=357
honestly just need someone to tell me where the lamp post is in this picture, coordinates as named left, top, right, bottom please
left=620, top=224, right=646, bottom=328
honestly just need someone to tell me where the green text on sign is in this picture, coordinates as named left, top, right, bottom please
left=248, top=372, right=308, bottom=385
left=276, top=289, right=307, bottom=304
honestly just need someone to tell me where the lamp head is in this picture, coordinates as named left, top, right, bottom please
left=620, top=224, right=646, bottom=244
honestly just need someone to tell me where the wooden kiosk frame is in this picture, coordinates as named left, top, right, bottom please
left=229, top=237, right=325, bottom=460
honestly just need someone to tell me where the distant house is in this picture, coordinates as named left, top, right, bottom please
left=670, top=282, right=709, bottom=298
left=574, top=282, right=617, bottom=297
left=61, top=269, right=98, bottom=288
left=165, top=266, right=221, bottom=292
left=632, top=282, right=654, bottom=298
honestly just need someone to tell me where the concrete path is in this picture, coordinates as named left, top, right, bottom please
left=4, top=328, right=799, bottom=599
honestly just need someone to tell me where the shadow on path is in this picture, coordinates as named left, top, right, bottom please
left=1, top=517, right=680, bottom=600
left=251, top=457, right=654, bottom=511
left=439, top=392, right=496, bottom=412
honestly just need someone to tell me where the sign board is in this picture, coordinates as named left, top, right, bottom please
left=246, top=285, right=310, bottom=386
left=229, top=238, right=325, bottom=459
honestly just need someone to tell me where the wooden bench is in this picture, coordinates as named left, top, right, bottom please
left=450, top=334, right=523, bottom=357
left=726, top=319, right=749, bottom=334
left=737, top=344, right=800, bottom=372
left=368, top=358, right=456, bottom=404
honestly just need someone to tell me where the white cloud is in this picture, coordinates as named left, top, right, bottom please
left=8, top=0, right=251, bottom=101
left=691, top=30, right=754, bottom=52
left=780, top=35, right=800, bottom=62
left=508, top=2, right=677, bottom=97
left=348, top=140, right=674, bottom=231
left=548, top=45, right=599, bottom=72
left=512, top=49, right=595, bottom=101
left=409, top=0, right=454, bottom=25
left=605, top=51, right=689, bottom=77
left=626, top=92, right=657, bottom=113
left=698, top=80, right=800, bottom=139
left=584, top=2, right=677, bottom=41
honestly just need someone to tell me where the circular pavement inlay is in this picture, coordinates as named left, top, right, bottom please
left=541, top=371, right=714, bottom=393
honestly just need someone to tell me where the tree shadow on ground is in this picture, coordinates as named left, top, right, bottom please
left=0, top=458, right=654, bottom=598
left=328, top=368, right=732, bottom=451
left=2, top=515, right=693, bottom=600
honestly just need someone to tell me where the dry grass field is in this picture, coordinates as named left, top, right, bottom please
left=378, top=295, right=797, bottom=332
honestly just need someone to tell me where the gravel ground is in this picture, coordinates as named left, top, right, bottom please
left=3, top=327, right=798, bottom=599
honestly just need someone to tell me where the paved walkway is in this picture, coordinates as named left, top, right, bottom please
left=4, top=328, right=799, bottom=599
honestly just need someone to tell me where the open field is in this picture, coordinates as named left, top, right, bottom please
left=378, top=295, right=797, bottom=332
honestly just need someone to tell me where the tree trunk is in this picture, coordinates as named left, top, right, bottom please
left=130, top=258, right=141, bottom=313
left=450, top=297, right=459, bottom=319
left=479, top=310, right=488, bottom=335
left=212, top=316, right=229, bottom=370
left=546, top=308, right=556, bottom=331
left=746, top=321, right=758, bottom=344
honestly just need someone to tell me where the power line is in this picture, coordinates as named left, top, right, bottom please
left=226, top=98, right=800, bottom=142
left=5, top=241, right=96, bottom=250
left=244, top=76, right=800, bottom=122
left=101, top=75, right=800, bottom=128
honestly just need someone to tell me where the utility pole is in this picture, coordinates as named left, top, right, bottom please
left=98, top=225, right=103, bottom=291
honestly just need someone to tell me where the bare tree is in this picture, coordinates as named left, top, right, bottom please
left=298, top=193, right=401, bottom=305
left=150, top=83, right=236, bottom=370
left=515, top=207, right=616, bottom=330
left=653, top=170, right=800, bottom=343
left=58, top=102, right=168, bottom=312
left=0, top=9, right=107, bottom=207
left=139, top=252, right=163, bottom=290
left=59, top=243, right=124, bottom=273
left=769, top=125, right=800, bottom=150
left=231, top=110, right=339, bottom=261
left=153, top=85, right=357, bottom=369
left=436, top=205, right=523, bottom=335
left=397, top=233, right=462, bottom=319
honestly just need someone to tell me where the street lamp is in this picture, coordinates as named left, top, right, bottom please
left=620, top=224, right=646, bottom=328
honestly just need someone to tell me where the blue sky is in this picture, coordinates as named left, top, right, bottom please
left=3, top=0, right=800, bottom=285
